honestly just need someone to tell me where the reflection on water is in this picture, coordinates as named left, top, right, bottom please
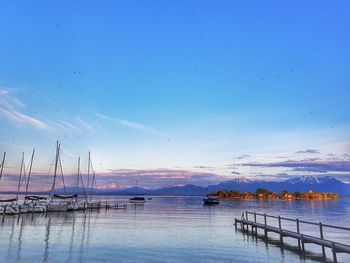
left=0, top=196, right=349, bottom=263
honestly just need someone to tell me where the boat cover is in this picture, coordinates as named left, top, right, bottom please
left=54, top=194, right=78, bottom=199
left=0, top=198, right=17, bottom=202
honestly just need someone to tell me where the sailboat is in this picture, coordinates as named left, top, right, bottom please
left=0, top=152, right=20, bottom=215
left=46, top=142, right=68, bottom=212
left=67, top=157, right=88, bottom=211
left=17, top=152, right=29, bottom=213
left=85, top=152, right=101, bottom=209
left=129, top=180, right=146, bottom=204
left=203, top=184, right=219, bottom=205
left=23, top=149, right=47, bottom=213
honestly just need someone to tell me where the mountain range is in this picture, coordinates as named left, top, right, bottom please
left=53, top=175, right=350, bottom=196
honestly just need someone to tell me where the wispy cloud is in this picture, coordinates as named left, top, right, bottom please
left=0, top=88, right=50, bottom=131
left=0, top=108, right=50, bottom=130
left=99, top=168, right=225, bottom=189
left=0, top=140, right=30, bottom=150
left=62, top=121, right=81, bottom=131
left=75, top=117, right=93, bottom=131
left=241, top=160, right=350, bottom=173
left=0, top=87, right=25, bottom=109
left=236, top=154, right=251, bottom=160
left=295, top=149, right=320, bottom=154
left=95, top=112, right=156, bottom=133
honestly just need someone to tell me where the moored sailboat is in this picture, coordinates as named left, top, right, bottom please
left=46, top=142, right=68, bottom=212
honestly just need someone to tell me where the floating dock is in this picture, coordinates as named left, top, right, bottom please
left=235, top=211, right=350, bottom=263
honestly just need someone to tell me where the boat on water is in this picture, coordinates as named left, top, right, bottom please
left=25, top=196, right=48, bottom=213
left=0, top=203, right=20, bottom=215
left=203, top=197, right=219, bottom=205
left=129, top=197, right=146, bottom=203
left=202, top=184, right=219, bottom=205
left=0, top=198, right=19, bottom=215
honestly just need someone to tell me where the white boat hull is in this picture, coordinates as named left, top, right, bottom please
left=47, top=203, right=68, bottom=212
left=0, top=205, right=19, bottom=215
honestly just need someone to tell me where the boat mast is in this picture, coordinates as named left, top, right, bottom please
left=76, top=157, right=85, bottom=201
left=51, top=141, right=60, bottom=201
left=58, top=149, right=67, bottom=197
left=0, top=152, right=6, bottom=181
left=87, top=152, right=91, bottom=200
left=93, top=170, right=100, bottom=202
left=24, top=149, right=35, bottom=198
left=76, top=157, right=80, bottom=192
left=16, top=152, right=25, bottom=203
left=90, top=170, right=96, bottom=201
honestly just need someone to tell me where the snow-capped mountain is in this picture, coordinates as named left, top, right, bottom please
left=285, top=175, right=321, bottom=184
left=208, top=176, right=350, bottom=195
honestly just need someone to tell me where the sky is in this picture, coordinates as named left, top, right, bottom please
left=0, top=1, right=350, bottom=190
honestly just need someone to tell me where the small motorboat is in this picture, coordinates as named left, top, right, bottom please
left=129, top=197, right=146, bottom=204
left=203, top=197, right=219, bottom=205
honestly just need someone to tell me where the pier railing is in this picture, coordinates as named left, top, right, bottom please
left=245, top=211, right=350, bottom=236
left=235, top=211, right=350, bottom=262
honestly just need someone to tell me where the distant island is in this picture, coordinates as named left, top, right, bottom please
left=210, top=188, right=338, bottom=200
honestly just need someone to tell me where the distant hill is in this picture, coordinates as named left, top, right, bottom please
left=5, top=175, right=349, bottom=196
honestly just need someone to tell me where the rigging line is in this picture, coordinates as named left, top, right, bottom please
left=87, top=152, right=91, bottom=199
left=39, top=147, right=56, bottom=193
left=79, top=161, right=88, bottom=202
left=0, top=152, right=6, bottom=181
left=16, top=152, right=25, bottom=203
left=88, top=154, right=95, bottom=200
left=50, top=141, right=60, bottom=200
left=58, top=148, right=67, bottom=197
left=40, top=160, right=54, bottom=194
left=93, top=171, right=100, bottom=202
left=25, top=149, right=35, bottom=198
left=90, top=170, right=96, bottom=201
left=76, top=157, right=80, bottom=190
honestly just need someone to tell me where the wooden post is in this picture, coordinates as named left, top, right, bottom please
left=296, top=218, right=301, bottom=251
left=254, top=212, right=257, bottom=235
left=332, top=242, right=337, bottom=263
left=264, top=214, right=267, bottom=239
left=278, top=216, right=283, bottom=245
left=319, top=222, right=326, bottom=259
left=301, top=235, right=305, bottom=256
left=246, top=211, right=248, bottom=221
left=234, top=218, right=237, bottom=230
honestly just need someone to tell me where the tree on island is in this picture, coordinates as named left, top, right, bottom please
left=255, top=188, right=269, bottom=199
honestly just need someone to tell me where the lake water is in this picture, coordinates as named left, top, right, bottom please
left=0, top=196, right=349, bottom=263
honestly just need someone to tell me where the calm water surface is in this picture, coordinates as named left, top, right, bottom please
left=0, top=196, right=349, bottom=263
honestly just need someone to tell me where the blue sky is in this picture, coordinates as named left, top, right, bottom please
left=0, top=1, right=350, bottom=189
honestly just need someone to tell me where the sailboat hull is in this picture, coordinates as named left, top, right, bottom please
left=0, top=205, right=19, bottom=215
left=47, top=202, right=68, bottom=212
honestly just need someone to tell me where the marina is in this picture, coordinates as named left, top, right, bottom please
left=0, top=142, right=128, bottom=217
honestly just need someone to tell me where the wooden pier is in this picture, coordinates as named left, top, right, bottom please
left=1, top=201, right=128, bottom=218
left=235, top=211, right=350, bottom=263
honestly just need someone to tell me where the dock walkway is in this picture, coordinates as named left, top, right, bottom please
left=235, top=211, right=350, bottom=263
